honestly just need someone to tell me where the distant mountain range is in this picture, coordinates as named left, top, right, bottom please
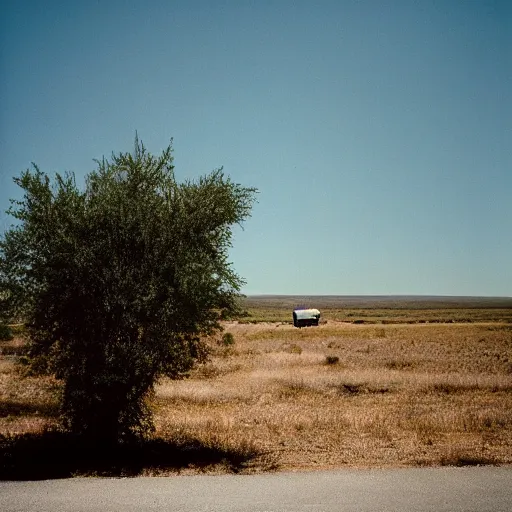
left=244, top=295, right=512, bottom=309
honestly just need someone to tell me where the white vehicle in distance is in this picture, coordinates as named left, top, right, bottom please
left=293, top=308, right=321, bottom=328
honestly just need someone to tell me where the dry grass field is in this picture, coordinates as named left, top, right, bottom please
left=1, top=297, right=511, bottom=476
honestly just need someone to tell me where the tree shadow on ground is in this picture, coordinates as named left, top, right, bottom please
left=0, top=400, right=59, bottom=418
left=0, top=430, right=272, bottom=480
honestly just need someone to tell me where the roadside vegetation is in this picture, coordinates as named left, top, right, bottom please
left=0, top=136, right=260, bottom=478
left=1, top=304, right=511, bottom=477
left=0, top=136, right=257, bottom=478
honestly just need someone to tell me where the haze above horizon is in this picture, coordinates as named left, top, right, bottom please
left=1, top=0, right=510, bottom=297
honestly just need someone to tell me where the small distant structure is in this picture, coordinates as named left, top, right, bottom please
left=293, top=307, right=321, bottom=328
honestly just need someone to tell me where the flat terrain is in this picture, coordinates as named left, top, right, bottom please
left=241, top=295, right=512, bottom=324
left=1, top=296, right=511, bottom=476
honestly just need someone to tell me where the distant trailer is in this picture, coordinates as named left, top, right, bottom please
left=293, top=308, right=321, bottom=328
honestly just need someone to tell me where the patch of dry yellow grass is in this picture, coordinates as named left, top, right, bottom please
left=1, top=320, right=511, bottom=472
left=153, top=321, right=512, bottom=470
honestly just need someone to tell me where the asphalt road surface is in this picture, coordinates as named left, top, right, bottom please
left=1, top=467, right=511, bottom=512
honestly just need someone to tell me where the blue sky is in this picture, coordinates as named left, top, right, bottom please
left=1, top=0, right=510, bottom=296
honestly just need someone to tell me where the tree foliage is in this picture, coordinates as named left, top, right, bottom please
left=0, top=137, right=256, bottom=442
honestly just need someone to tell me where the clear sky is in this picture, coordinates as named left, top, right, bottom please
left=1, top=0, right=510, bottom=296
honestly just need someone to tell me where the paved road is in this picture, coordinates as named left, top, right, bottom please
left=1, top=467, right=511, bottom=512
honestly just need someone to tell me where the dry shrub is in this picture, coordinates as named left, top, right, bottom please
left=420, top=373, right=512, bottom=394
left=439, top=448, right=498, bottom=467
left=384, top=359, right=416, bottom=370
left=281, top=343, right=302, bottom=355
left=221, top=332, right=235, bottom=346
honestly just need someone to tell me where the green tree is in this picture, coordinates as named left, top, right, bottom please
left=0, top=137, right=256, bottom=443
